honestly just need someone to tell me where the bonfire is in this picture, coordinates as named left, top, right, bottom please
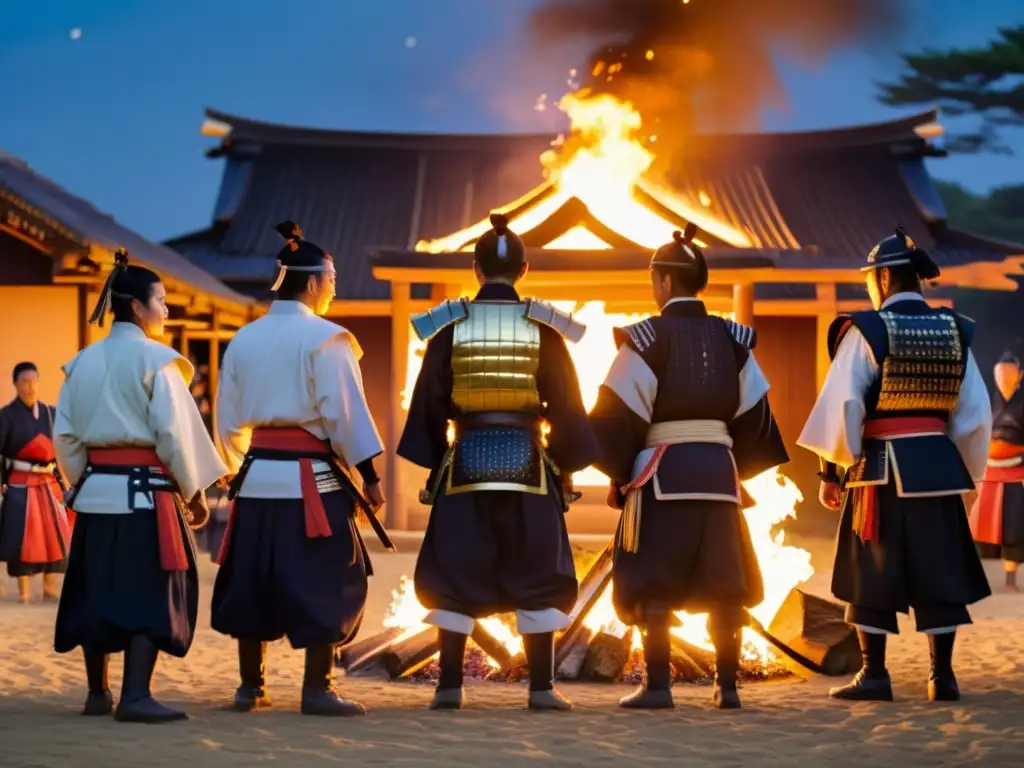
left=342, top=91, right=861, bottom=685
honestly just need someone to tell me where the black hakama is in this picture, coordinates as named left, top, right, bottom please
left=54, top=500, right=198, bottom=657
left=832, top=481, right=991, bottom=633
left=0, top=399, right=70, bottom=577
left=399, top=291, right=600, bottom=621
left=211, top=491, right=369, bottom=649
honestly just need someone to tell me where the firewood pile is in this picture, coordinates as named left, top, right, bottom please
left=338, top=545, right=851, bottom=685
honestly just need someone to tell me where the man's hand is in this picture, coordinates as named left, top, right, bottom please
left=187, top=491, right=211, bottom=530
left=365, top=481, right=386, bottom=514
left=818, top=481, right=842, bottom=511
left=606, top=481, right=625, bottom=511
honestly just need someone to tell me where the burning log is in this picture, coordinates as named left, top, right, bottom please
left=381, top=626, right=440, bottom=679
left=581, top=630, right=632, bottom=681
left=471, top=624, right=524, bottom=671
left=338, top=627, right=404, bottom=673
left=554, top=543, right=614, bottom=668
left=669, top=633, right=713, bottom=679
left=766, top=588, right=860, bottom=677
left=555, top=626, right=594, bottom=681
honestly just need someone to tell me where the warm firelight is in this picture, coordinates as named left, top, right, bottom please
left=391, top=91, right=814, bottom=668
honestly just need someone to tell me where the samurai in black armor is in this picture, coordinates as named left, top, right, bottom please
left=590, top=225, right=789, bottom=710
left=799, top=226, right=992, bottom=703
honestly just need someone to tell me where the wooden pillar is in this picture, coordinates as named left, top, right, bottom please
left=732, top=283, right=755, bottom=326
left=179, top=330, right=191, bottom=362
left=209, top=311, right=221, bottom=446
left=386, top=281, right=412, bottom=530
left=815, top=283, right=838, bottom=390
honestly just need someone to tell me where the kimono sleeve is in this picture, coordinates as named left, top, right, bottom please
left=397, top=326, right=454, bottom=471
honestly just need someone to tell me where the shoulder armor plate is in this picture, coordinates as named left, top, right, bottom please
left=615, top=318, right=657, bottom=353
left=409, top=298, right=468, bottom=342
left=827, top=315, right=854, bottom=361
left=524, top=299, right=586, bottom=343
left=723, top=319, right=757, bottom=350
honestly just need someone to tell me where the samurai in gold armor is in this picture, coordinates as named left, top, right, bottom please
left=799, top=227, right=992, bottom=703
left=399, top=214, right=601, bottom=711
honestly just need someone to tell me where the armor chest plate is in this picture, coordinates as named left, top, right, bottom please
left=876, top=311, right=965, bottom=413
left=451, top=302, right=541, bottom=413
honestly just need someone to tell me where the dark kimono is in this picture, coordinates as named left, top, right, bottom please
left=398, top=283, right=601, bottom=633
left=588, top=299, right=789, bottom=629
left=800, top=299, right=992, bottom=634
left=0, top=398, right=71, bottom=577
left=971, top=386, right=1024, bottom=562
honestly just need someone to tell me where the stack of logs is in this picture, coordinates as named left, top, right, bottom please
left=338, top=544, right=859, bottom=683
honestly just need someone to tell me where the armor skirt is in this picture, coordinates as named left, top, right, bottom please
left=54, top=502, right=198, bottom=657
left=832, top=479, right=991, bottom=616
left=414, top=488, right=578, bottom=619
left=612, top=489, right=764, bottom=627
left=975, top=481, right=1024, bottom=563
left=211, top=491, right=369, bottom=649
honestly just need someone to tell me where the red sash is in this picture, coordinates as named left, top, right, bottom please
left=853, top=416, right=946, bottom=542
left=215, top=427, right=334, bottom=565
left=969, top=441, right=1024, bottom=546
left=9, top=434, right=70, bottom=564
left=85, top=447, right=188, bottom=572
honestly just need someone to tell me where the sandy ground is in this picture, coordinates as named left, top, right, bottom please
left=0, top=534, right=1022, bottom=768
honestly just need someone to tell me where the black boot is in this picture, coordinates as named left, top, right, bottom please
left=233, top=640, right=271, bottom=711
left=113, top=635, right=188, bottom=723
left=430, top=629, right=467, bottom=710
left=927, top=632, right=960, bottom=702
left=710, top=618, right=742, bottom=710
left=620, top=611, right=674, bottom=709
left=524, top=632, right=571, bottom=711
left=81, top=647, right=113, bottom=716
left=300, top=644, right=365, bottom=716
left=830, top=630, right=893, bottom=701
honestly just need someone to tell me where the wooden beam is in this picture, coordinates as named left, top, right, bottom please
left=732, top=283, right=755, bottom=326
left=209, top=309, right=222, bottom=448
left=180, top=328, right=236, bottom=341
left=815, top=283, right=838, bottom=391
left=386, top=282, right=412, bottom=531
left=325, top=299, right=434, bottom=318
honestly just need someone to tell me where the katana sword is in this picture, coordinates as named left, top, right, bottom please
left=335, top=466, right=397, bottom=552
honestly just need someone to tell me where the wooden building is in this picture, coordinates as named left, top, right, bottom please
left=169, top=108, right=1024, bottom=533
left=0, top=149, right=257, bottom=410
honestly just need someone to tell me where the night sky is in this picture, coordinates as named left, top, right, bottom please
left=1, top=0, right=1022, bottom=242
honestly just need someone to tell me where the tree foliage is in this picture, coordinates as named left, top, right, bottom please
left=877, top=26, right=1024, bottom=153
left=935, top=180, right=1024, bottom=243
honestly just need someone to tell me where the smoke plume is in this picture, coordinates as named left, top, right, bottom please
left=527, top=0, right=908, bottom=134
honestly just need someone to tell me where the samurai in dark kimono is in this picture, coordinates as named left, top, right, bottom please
left=590, top=226, right=789, bottom=710
left=399, top=213, right=601, bottom=711
left=799, top=227, right=992, bottom=703
left=0, top=362, right=71, bottom=603
left=970, top=350, right=1024, bottom=589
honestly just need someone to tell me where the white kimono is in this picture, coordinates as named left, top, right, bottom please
left=798, top=292, right=991, bottom=480
left=53, top=322, right=227, bottom=513
left=215, top=300, right=383, bottom=498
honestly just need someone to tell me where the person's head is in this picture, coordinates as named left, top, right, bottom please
left=472, top=213, right=528, bottom=286
left=649, top=224, right=709, bottom=309
left=994, top=350, right=1022, bottom=402
left=863, top=226, right=939, bottom=310
left=88, top=249, right=168, bottom=338
left=12, top=362, right=39, bottom=405
left=271, top=221, right=336, bottom=315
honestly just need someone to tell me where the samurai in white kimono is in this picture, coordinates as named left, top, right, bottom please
left=212, top=221, right=386, bottom=717
left=53, top=249, right=227, bottom=723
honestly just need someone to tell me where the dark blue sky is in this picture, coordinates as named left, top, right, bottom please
left=1, top=0, right=1022, bottom=242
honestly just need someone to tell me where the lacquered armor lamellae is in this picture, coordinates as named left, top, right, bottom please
left=876, top=311, right=965, bottom=413
left=451, top=302, right=541, bottom=413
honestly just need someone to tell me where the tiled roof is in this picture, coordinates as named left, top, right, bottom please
left=0, top=153, right=252, bottom=307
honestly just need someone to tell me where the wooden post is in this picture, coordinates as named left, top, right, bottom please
left=209, top=310, right=221, bottom=446
left=732, top=283, right=755, bottom=326
left=386, top=281, right=412, bottom=530
left=815, top=283, right=838, bottom=390
left=179, top=330, right=191, bottom=362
